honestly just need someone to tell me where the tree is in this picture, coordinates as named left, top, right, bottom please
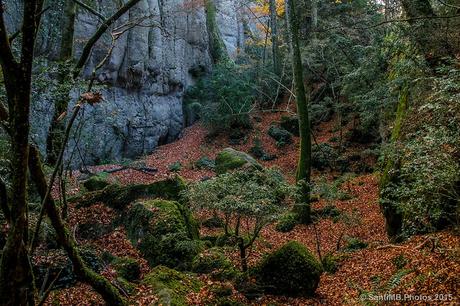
left=0, top=0, right=143, bottom=304
left=204, top=0, right=229, bottom=63
left=269, top=0, right=281, bottom=76
left=46, top=0, right=76, bottom=165
left=186, top=169, right=291, bottom=271
left=287, top=0, right=312, bottom=223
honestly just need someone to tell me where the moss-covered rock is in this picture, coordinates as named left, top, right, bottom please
left=124, top=199, right=201, bottom=269
left=191, top=248, right=232, bottom=274
left=112, top=257, right=141, bottom=282
left=82, top=175, right=110, bottom=191
left=268, top=125, right=293, bottom=147
left=215, top=148, right=261, bottom=174
left=254, top=241, right=322, bottom=296
left=72, top=176, right=187, bottom=209
left=142, top=265, right=202, bottom=306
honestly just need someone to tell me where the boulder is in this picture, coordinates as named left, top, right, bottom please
left=112, top=257, right=141, bottom=282
left=142, top=266, right=202, bottom=306
left=215, top=148, right=261, bottom=174
left=82, top=175, right=110, bottom=191
left=254, top=241, right=322, bottom=296
left=123, top=199, right=201, bottom=269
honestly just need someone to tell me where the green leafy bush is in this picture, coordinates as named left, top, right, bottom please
left=185, top=168, right=294, bottom=270
left=168, top=161, right=182, bottom=172
left=312, top=143, right=338, bottom=170
left=195, top=156, right=215, bottom=170
left=275, top=213, right=298, bottom=233
left=267, top=125, right=292, bottom=147
left=344, top=237, right=368, bottom=251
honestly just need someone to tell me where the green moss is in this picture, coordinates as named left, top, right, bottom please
left=124, top=200, right=201, bottom=268
left=72, top=176, right=187, bottom=209
left=82, top=175, right=110, bottom=191
left=112, top=257, right=141, bottom=282
left=215, top=148, right=261, bottom=174
left=116, top=277, right=136, bottom=294
left=142, top=266, right=202, bottom=306
left=345, top=237, right=368, bottom=251
left=254, top=241, right=322, bottom=296
left=275, top=213, right=298, bottom=233
left=191, top=248, right=232, bottom=274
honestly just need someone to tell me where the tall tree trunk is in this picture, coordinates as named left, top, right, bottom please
left=0, top=0, right=41, bottom=302
left=204, top=0, right=229, bottom=64
left=46, top=0, right=76, bottom=166
left=288, top=0, right=311, bottom=224
left=269, top=0, right=281, bottom=76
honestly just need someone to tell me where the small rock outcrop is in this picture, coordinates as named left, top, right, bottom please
left=254, top=241, right=322, bottom=296
left=215, top=147, right=262, bottom=174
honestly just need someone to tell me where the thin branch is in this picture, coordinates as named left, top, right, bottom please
left=72, top=0, right=106, bottom=22
left=73, top=0, right=143, bottom=78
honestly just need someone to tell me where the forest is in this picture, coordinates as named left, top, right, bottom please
left=0, top=0, right=459, bottom=304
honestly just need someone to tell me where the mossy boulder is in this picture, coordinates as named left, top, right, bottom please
left=215, top=148, right=261, bottom=174
left=191, top=248, right=234, bottom=277
left=112, top=257, right=141, bottom=281
left=72, top=176, right=187, bottom=209
left=142, top=265, right=202, bottom=306
left=254, top=241, right=322, bottom=296
left=268, top=125, right=293, bottom=147
left=82, top=175, right=110, bottom=191
left=124, top=199, right=201, bottom=269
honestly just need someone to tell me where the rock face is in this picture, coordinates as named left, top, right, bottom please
left=5, top=0, right=248, bottom=166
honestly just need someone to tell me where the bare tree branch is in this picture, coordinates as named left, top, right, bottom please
left=72, top=0, right=106, bottom=22
left=73, top=0, right=143, bottom=78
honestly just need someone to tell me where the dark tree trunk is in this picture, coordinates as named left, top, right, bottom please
left=288, top=0, right=312, bottom=224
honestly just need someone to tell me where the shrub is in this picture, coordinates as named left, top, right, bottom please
left=168, top=161, right=182, bottom=172
left=254, top=241, right=322, bottom=296
left=312, top=143, right=338, bottom=170
left=183, top=63, right=255, bottom=133
left=185, top=168, right=294, bottom=270
left=267, top=125, right=292, bottom=147
left=249, top=137, right=275, bottom=161
left=345, top=237, right=368, bottom=251
left=321, top=252, right=342, bottom=274
left=195, top=156, right=215, bottom=170
left=275, top=213, right=298, bottom=233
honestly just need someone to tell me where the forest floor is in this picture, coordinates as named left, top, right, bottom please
left=45, top=103, right=460, bottom=305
